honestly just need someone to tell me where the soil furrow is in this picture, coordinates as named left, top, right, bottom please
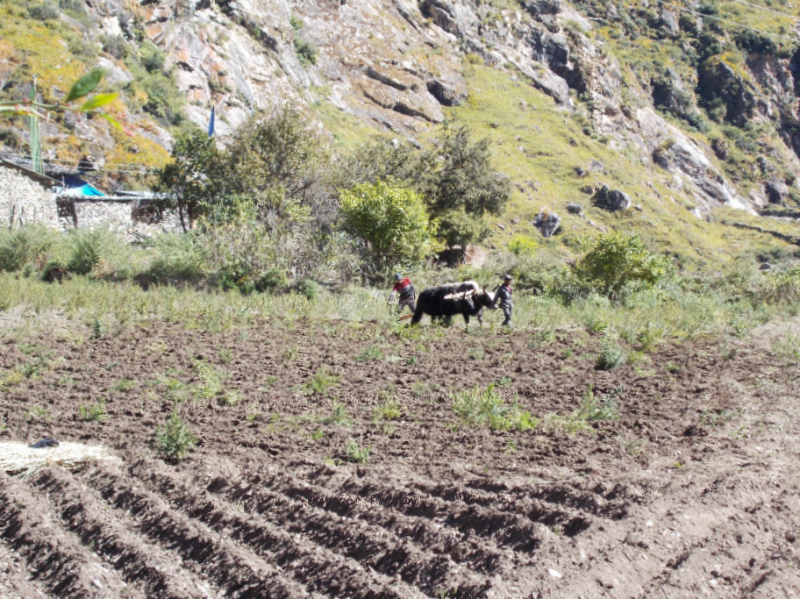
left=254, top=467, right=517, bottom=575
left=82, top=463, right=311, bottom=599
left=32, top=467, right=216, bottom=599
left=302, top=473, right=549, bottom=553
left=203, top=466, right=493, bottom=594
left=126, top=459, right=433, bottom=599
left=0, top=532, right=53, bottom=599
left=0, top=471, right=136, bottom=599
left=406, top=479, right=595, bottom=537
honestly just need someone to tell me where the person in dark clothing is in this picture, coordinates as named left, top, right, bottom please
left=493, top=274, right=513, bottom=327
left=388, top=273, right=416, bottom=314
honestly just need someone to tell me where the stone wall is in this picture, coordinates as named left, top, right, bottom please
left=58, top=197, right=184, bottom=241
left=0, top=164, right=59, bottom=230
left=1, top=164, right=183, bottom=241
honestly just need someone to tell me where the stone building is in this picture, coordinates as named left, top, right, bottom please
left=0, top=159, right=60, bottom=230
left=0, top=160, right=182, bottom=241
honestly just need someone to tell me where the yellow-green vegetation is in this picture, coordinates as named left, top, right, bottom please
left=447, top=63, right=800, bottom=268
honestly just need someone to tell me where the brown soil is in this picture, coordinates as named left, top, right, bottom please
left=1, top=318, right=799, bottom=598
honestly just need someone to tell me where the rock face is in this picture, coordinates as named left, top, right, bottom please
left=765, top=178, right=789, bottom=205
left=4, top=0, right=799, bottom=220
left=593, top=185, right=631, bottom=212
left=533, top=209, right=561, bottom=237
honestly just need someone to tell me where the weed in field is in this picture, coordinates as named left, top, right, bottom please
left=109, top=378, right=136, bottom=393
left=323, top=402, right=352, bottom=426
left=356, top=345, right=383, bottom=362
left=618, top=435, right=646, bottom=456
left=596, top=335, right=627, bottom=370
left=451, top=384, right=537, bottom=432
left=468, top=346, right=485, bottom=361
left=495, top=376, right=512, bottom=387
left=27, top=406, right=50, bottom=421
left=92, top=317, right=105, bottom=339
left=773, top=329, right=800, bottom=363
left=311, top=428, right=324, bottom=441
left=218, top=347, right=233, bottom=364
left=577, top=385, right=620, bottom=422
left=155, top=410, right=196, bottom=462
left=406, top=355, right=419, bottom=365
left=219, top=390, right=242, bottom=406
left=78, top=398, right=108, bottom=422
left=194, top=360, right=226, bottom=400
left=504, top=439, right=517, bottom=454
left=528, top=329, right=556, bottom=349
left=245, top=407, right=260, bottom=422
left=303, top=368, right=340, bottom=395
left=719, top=340, right=738, bottom=361
left=374, top=400, right=402, bottom=421
left=345, top=439, right=370, bottom=464
left=665, top=361, right=681, bottom=374
left=2, top=369, right=24, bottom=387
left=637, top=321, right=665, bottom=352
left=561, top=348, right=574, bottom=360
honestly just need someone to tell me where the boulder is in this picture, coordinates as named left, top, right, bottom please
left=426, top=75, right=467, bottom=106
left=533, top=210, right=561, bottom=237
left=593, top=185, right=632, bottom=211
left=567, top=203, right=583, bottom=214
left=765, top=177, right=789, bottom=204
left=659, top=8, right=680, bottom=37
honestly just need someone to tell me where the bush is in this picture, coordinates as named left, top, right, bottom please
left=294, top=38, right=318, bottom=66
left=299, top=278, right=321, bottom=300
left=60, top=227, right=132, bottom=278
left=0, top=227, right=56, bottom=273
left=145, top=233, right=203, bottom=284
left=577, top=232, right=671, bottom=298
left=28, top=2, right=60, bottom=20
left=0, top=127, right=21, bottom=149
left=154, top=410, right=196, bottom=462
left=339, top=181, right=438, bottom=283
left=140, top=41, right=166, bottom=73
left=508, top=234, right=538, bottom=257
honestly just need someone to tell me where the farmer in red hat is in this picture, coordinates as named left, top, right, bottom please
left=388, top=273, right=416, bottom=314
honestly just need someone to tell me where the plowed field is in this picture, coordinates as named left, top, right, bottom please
left=1, top=318, right=799, bottom=598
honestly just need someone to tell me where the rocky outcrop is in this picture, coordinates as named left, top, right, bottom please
left=593, top=185, right=631, bottom=212
left=533, top=209, right=561, bottom=237
left=765, top=177, right=789, bottom=205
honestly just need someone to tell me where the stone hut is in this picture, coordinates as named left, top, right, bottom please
left=0, top=159, right=59, bottom=229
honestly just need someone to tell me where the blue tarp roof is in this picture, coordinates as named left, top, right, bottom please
left=61, top=175, right=104, bottom=197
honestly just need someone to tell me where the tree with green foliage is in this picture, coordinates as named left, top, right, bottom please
left=339, top=181, right=438, bottom=283
left=157, top=131, right=222, bottom=231
left=577, top=232, right=672, bottom=298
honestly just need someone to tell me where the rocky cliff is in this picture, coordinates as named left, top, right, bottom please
left=2, top=0, right=800, bottom=261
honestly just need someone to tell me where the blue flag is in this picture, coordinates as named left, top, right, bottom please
left=208, top=106, right=215, bottom=137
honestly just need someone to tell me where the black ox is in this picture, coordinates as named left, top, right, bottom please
left=411, top=281, right=496, bottom=326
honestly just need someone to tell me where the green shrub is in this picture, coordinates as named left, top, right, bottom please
left=294, top=38, right=318, bottom=66
left=155, top=410, right=197, bottom=462
left=0, top=127, right=21, bottom=149
left=577, top=232, right=671, bottom=298
left=339, top=181, right=438, bottom=283
left=300, top=278, right=321, bottom=300
left=451, top=384, right=536, bottom=431
left=140, top=41, right=166, bottom=73
left=62, top=227, right=131, bottom=278
left=508, top=234, right=538, bottom=257
left=28, top=2, right=60, bottom=20
left=355, top=345, right=383, bottom=362
left=345, top=439, right=370, bottom=464
left=0, top=227, right=56, bottom=273
left=145, top=233, right=203, bottom=284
